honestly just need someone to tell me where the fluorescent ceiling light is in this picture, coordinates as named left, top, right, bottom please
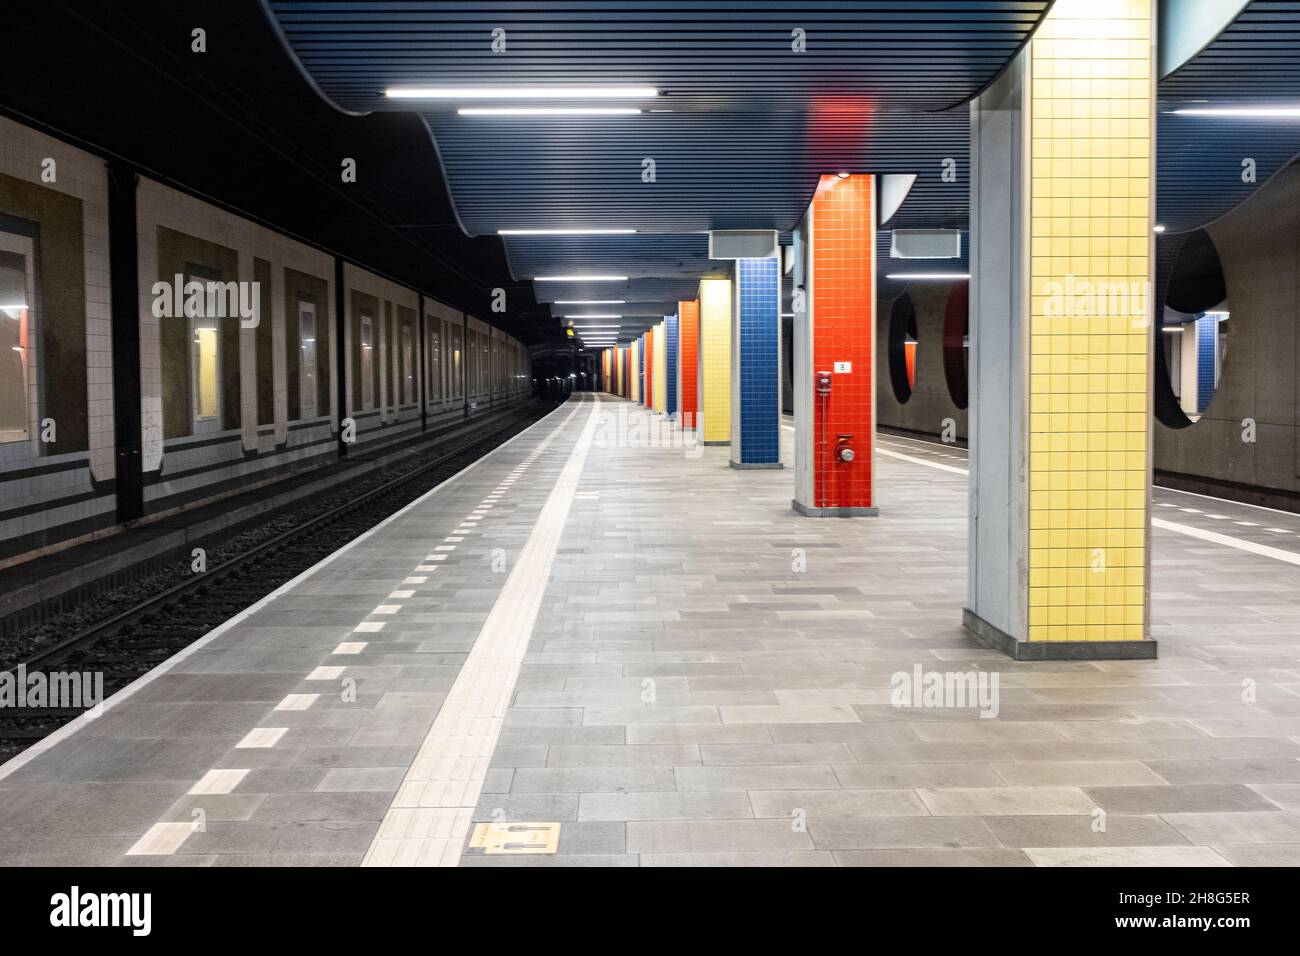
left=535, top=275, right=628, bottom=282
left=885, top=272, right=971, bottom=280
left=554, top=299, right=625, bottom=305
left=459, top=108, right=642, bottom=117
left=565, top=314, right=622, bottom=319
left=387, top=86, right=657, bottom=100
left=498, top=228, right=637, bottom=236
left=1172, top=107, right=1300, bottom=117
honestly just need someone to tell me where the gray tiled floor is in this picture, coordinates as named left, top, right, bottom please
left=2, top=395, right=1299, bottom=866
left=465, top=400, right=1300, bottom=866
left=0, top=401, right=587, bottom=866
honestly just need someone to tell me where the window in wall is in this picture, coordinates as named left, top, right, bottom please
left=401, top=323, right=414, bottom=405
left=887, top=292, right=918, bottom=405
left=0, top=246, right=32, bottom=443
left=360, top=311, right=374, bottom=409
left=429, top=325, right=442, bottom=402
left=189, top=271, right=221, bottom=424
left=444, top=320, right=454, bottom=399
left=1155, top=230, right=1230, bottom=429
left=466, top=328, right=477, bottom=395
left=942, top=280, right=969, bottom=409
left=299, top=299, right=318, bottom=417
left=452, top=324, right=462, bottom=398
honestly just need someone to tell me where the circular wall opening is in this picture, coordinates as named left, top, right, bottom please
left=1155, top=230, right=1230, bottom=429
left=888, top=292, right=918, bottom=404
left=942, top=280, right=969, bottom=409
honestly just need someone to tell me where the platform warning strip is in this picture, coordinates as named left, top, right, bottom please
left=362, top=397, right=602, bottom=866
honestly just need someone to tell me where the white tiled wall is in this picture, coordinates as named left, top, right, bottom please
left=342, top=262, right=422, bottom=446
left=0, top=115, right=112, bottom=480
left=137, top=179, right=336, bottom=508
left=0, top=116, right=116, bottom=556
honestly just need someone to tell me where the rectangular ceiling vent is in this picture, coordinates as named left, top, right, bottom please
left=708, top=229, right=779, bottom=260
left=889, top=229, right=962, bottom=260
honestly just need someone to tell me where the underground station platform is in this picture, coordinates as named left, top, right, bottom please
left=1, top=0, right=1296, bottom=937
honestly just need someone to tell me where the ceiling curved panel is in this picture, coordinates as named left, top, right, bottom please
left=263, top=1, right=1051, bottom=337
left=1157, top=0, right=1300, bottom=232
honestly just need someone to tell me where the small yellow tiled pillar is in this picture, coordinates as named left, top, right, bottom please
left=966, top=0, right=1155, bottom=660
left=630, top=339, right=640, bottom=404
left=697, top=279, right=732, bottom=445
left=653, top=320, right=667, bottom=412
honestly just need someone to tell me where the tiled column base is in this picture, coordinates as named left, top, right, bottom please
left=962, top=608, right=1158, bottom=661
left=791, top=500, right=877, bottom=518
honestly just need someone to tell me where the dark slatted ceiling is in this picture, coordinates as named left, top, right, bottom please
left=1158, top=1, right=1300, bottom=233
left=264, top=1, right=1049, bottom=339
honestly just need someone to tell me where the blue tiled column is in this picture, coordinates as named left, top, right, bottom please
left=664, top=315, right=679, bottom=418
left=730, top=256, right=782, bottom=469
left=1196, top=313, right=1217, bottom=413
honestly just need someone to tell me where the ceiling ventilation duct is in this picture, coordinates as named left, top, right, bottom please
left=708, top=229, right=779, bottom=260
left=889, top=229, right=962, bottom=260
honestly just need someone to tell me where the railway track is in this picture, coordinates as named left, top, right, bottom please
left=0, top=400, right=558, bottom=759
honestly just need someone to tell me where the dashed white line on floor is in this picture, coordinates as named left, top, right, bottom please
left=126, top=823, right=193, bottom=857
left=188, top=769, right=248, bottom=795
left=236, top=727, right=287, bottom=749
left=275, top=694, right=318, bottom=711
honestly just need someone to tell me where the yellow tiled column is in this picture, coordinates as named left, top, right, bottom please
left=698, top=279, right=732, bottom=445
left=966, top=0, right=1155, bottom=660
left=630, top=339, right=640, bottom=404
left=653, top=320, right=667, bottom=412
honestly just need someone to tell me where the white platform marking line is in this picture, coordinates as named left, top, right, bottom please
left=878, top=447, right=969, bottom=476
left=878, top=438, right=1300, bottom=568
left=363, top=397, right=602, bottom=867
left=1151, top=517, right=1300, bottom=567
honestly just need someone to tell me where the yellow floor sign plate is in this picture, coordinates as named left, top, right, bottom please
left=468, top=822, right=561, bottom=855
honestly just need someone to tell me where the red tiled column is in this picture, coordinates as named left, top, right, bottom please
left=677, top=299, right=699, bottom=429
left=792, top=174, right=876, bottom=516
